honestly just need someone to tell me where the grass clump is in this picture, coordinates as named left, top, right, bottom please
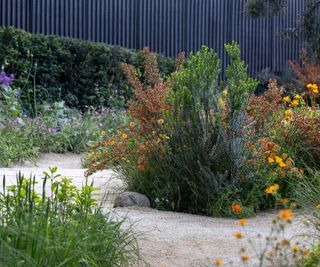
left=0, top=167, right=139, bottom=267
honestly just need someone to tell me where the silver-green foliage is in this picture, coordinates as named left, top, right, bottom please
left=132, top=42, right=260, bottom=216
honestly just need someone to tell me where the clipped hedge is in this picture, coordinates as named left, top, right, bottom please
left=0, top=27, right=174, bottom=111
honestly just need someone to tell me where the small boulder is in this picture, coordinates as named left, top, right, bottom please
left=114, top=191, right=150, bottom=208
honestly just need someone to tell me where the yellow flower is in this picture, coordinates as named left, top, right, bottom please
left=291, top=246, right=300, bottom=253
left=275, top=156, right=283, bottom=163
left=294, top=94, right=301, bottom=100
left=279, top=209, right=294, bottom=221
left=87, top=153, right=93, bottom=159
left=231, top=203, right=243, bottom=213
left=129, top=122, right=136, bottom=127
left=265, top=184, right=280, bottom=195
left=291, top=100, right=299, bottom=107
left=157, top=119, right=164, bottom=125
left=238, top=219, right=247, bottom=226
left=109, top=140, right=115, bottom=146
left=241, top=255, right=250, bottom=262
left=316, top=204, right=320, bottom=209
left=122, top=134, right=128, bottom=139
left=215, top=259, right=224, bottom=266
left=233, top=232, right=243, bottom=239
left=223, top=89, right=228, bottom=96
left=100, top=131, right=106, bottom=136
left=284, top=109, right=292, bottom=119
left=268, top=157, right=275, bottom=164
left=307, top=83, right=318, bottom=92
left=313, top=88, right=319, bottom=93
left=278, top=161, right=286, bottom=168
left=283, top=96, right=291, bottom=103
left=218, top=97, right=227, bottom=108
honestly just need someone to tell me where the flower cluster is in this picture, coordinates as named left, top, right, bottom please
left=0, top=71, right=14, bottom=87
left=249, top=137, right=302, bottom=177
left=283, top=94, right=304, bottom=108
left=306, top=83, right=319, bottom=94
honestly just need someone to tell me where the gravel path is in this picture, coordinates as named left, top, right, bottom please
left=1, top=154, right=306, bottom=267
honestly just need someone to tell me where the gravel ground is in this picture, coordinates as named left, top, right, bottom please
left=2, top=154, right=308, bottom=267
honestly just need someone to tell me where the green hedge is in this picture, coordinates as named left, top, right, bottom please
left=0, top=27, right=174, bottom=111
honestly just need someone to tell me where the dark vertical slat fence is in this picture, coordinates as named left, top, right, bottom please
left=0, top=0, right=305, bottom=74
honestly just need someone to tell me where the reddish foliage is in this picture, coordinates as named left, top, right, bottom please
left=86, top=48, right=171, bottom=176
left=289, top=50, right=320, bottom=101
left=120, top=47, right=170, bottom=135
left=247, top=79, right=284, bottom=132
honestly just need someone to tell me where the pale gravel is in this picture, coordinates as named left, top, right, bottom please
left=2, top=153, right=309, bottom=267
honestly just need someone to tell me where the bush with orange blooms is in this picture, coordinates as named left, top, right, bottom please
left=85, top=48, right=171, bottom=178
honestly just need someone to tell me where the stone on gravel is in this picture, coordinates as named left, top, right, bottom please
left=114, top=191, right=150, bottom=208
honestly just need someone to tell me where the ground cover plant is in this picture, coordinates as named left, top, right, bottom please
left=0, top=167, right=139, bottom=267
left=0, top=69, right=129, bottom=166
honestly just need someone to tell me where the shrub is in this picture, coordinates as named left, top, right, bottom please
left=85, top=47, right=170, bottom=176
left=86, top=43, right=277, bottom=217
left=248, top=79, right=320, bottom=170
left=288, top=50, right=320, bottom=103
left=0, top=27, right=174, bottom=112
left=0, top=168, right=139, bottom=266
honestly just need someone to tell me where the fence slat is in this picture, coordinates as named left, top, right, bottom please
left=0, top=0, right=305, bottom=74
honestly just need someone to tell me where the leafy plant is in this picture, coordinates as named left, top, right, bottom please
left=0, top=168, right=139, bottom=266
left=86, top=43, right=264, bottom=217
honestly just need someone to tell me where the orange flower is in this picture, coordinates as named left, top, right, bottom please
left=231, top=203, right=243, bottom=213
left=291, top=100, right=299, bottom=107
left=279, top=162, right=286, bottom=168
left=233, top=232, right=243, bottom=239
left=275, top=156, right=282, bottom=163
left=265, top=184, right=280, bottom=195
left=285, top=159, right=292, bottom=169
left=279, top=209, right=293, bottom=221
left=303, top=250, right=310, bottom=257
left=215, top=259, right=224, bottom=266
left=241, top=255, right=250, bottom=262
left=316, top=204, right=320, bottom=209
left=268, top=157, right=274, bottom=164
left=238, top=219, right=247, bottom=226
left=122, top=133, right=128, bottom=139
left=129, top=121, right=136, bottom=127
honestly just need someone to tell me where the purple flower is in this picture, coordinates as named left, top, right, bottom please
left=0, top=71, right=14, bottom=86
